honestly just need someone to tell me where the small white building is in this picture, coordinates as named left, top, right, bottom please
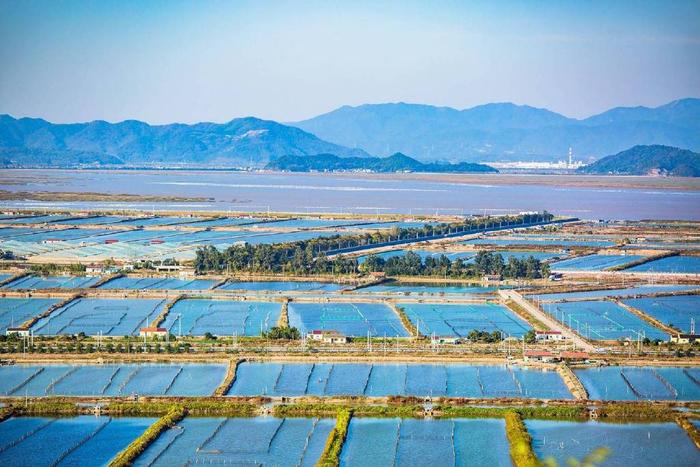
left=535, top=330, right=565, bottom=342
left=671, top=333, right=700, bottom=344
left=523, top=350, right=557, bottom=363
left=307, top=330, right=348, bottom=344
left=139, top=327, right=168, bottom=338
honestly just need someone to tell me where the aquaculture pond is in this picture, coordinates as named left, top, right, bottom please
left=340, top=418, right=511, bottom=467
left=627, top=255, right=700, bottom=274
left=462, top=236, right=615, bottom=248
left=541, top=300, right=667, bottom=341
left=31, top=297, right=167, bottom=336
left=99, top=276, right=216, bottom=290
left=161, top=299, right=281, bottom=336
left=0, top=363, right=226, bottom=396
left=0, top=416, right=155, bottom=467
left=401, top=303, right=530, bottom=338
left=526, top=284, right=698, bottom=302
left=228, top=362, right=572, bottom=399
left=0, top=297, right=58, bottom=333
left=574, top=366, right=700, bottom=401
left=2, top=274, right=101, bottom=290
left=550, top=254, right=644, bottom=271
left=526, top=420, right=700, bottom=466
left=623, top=295, right=700, bottom=334
left=217, top=280, right=347, bottom=292
left=287, top=302, right=408, bottom=337
left=358, top=282, right=501, bottom=295
left=134, top=416, right=334, bottom=467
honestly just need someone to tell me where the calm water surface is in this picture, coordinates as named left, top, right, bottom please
left=2, top=170, right=699, bottom=220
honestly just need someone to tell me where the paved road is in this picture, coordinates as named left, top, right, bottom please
left=499, top=289, right=596, bottom=352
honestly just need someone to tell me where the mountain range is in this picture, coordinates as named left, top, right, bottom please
left=1, top=97, right=698, bottom=167
left=265, top=152, right=497, bottom=173
left=0, top=115, right=368, bottom=168
left=578, top=145, right=700, bottom=177
left=293, top=98, right=700, bottom=162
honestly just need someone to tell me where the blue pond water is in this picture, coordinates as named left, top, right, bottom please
left=134, top=417, right=334, bottom=467
left=550, top=254, right=643, bottom=271
left=626, top=255, right=700, bottom=274
left=161, top=299, right=281, bottom=336
left=575, top=366, right=700, bottom=401
left=0, top=297, right=59, bottom=333
left=0, top=363, right=226, bottom=396
left=0, top=416, right=155, bottom=467
left=229, top=362, right=572, bottom=399
left=541, top=300, right=667, bottom=341
left=401, top=303, right=530, bottom=337
left=359, top=282, right=500, bottom=295
left=527, top=420, right=700, bottom=466
left=288, top=302, right=408, bottom=337
left=527, top=284, right=698, bottom=302
left=31, top=298, right=167, bottom=336
left=2, top=274, right=101, bottom=290
left=217, top=280, right=346, bottom=292
left=340, top=418, right=511, bottom=467
left=623, top=295, right=700, bottom=333
left=99, top=276, right=216, bottom=290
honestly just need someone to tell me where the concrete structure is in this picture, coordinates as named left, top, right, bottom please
left=523, top=350, right=557, bottom=363
left=560, top=351, right=590, bottom=363
left=671, top=334, right=700, bottom=344
left=139, top=327, right=168, bottom=338
left=307, top=330, right=348, bottom=344
left=535, top=330, right=565, bottom=342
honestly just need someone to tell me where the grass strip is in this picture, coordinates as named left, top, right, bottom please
left=316, top=408, right=352, bottom=467
left=505, top=410, right=540, bottom=467
left=676, top=415, right=700, bottom=450
left=108, top=405, right=186, bottom=467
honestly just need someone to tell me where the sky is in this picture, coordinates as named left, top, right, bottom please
left=1, top=0, right=699, bottom=124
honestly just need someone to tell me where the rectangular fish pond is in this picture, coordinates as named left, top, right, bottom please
left=161, top=299, right=281, bottom=336
left=340, top=418, right=511, bottom=467
left=626, top=255, right=700, bottom=274
left=541, top=300, right=667, bottom=341
left=2, top=274, right=101, bottom=290
left=0, top=363, right=226, bottom=396
left=287, top=302, right=408, bottom=337
left=400, top=303, right=530, bottom=338
left=217, top=280, right=347, bottom=292
left=98, top=276, right=217, bottom=290
left=623, top=295, right=700, bottom=334
left=526, top=420, right=700, bottom=466
left=575, top=366, right=700, bottom=401
left=228, top=362, right=572, bottom=399
left=0, top=297, right=59, bottom=333
left=134, top=416, right=333, bottom=467
left=0, top=416, right=156, bottom=467
left=550, top=254, right=644, bottom=271
left=358, top=282, right=502, bottom=295
left=31, top=298, right=167, bottom=336
left=526, top=284, right=698, bottom=302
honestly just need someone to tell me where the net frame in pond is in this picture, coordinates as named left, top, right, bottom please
left=31, top=298, right=166, bottom=336
left=541, top=300, right=667, bottom=341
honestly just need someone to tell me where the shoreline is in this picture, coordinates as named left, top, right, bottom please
left=2, top=168, right=700, bottom=192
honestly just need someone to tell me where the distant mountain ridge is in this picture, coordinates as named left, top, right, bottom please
left=0, top=114, right=369, bottom=167
left=292, top=98, right=700, bottom=162
left=265, top=152, right=497, bottom=173
left=578, top=145, right=700, bottom=177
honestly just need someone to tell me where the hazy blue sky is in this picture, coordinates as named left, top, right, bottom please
left=1, top=0, right=699, bottom=124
